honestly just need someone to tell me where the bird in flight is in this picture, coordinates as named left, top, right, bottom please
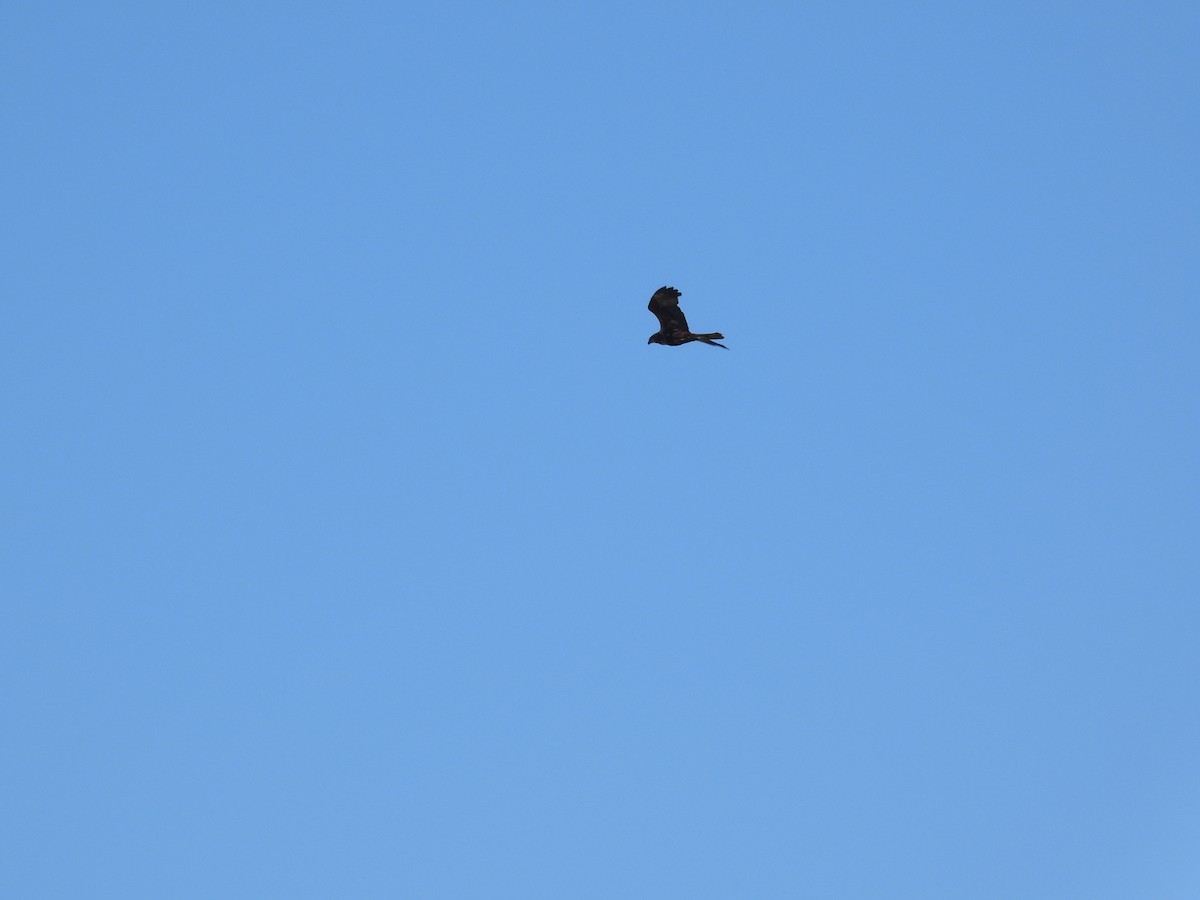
left=646, top=286, right=727, bottom=349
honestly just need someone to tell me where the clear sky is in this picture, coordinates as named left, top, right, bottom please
left=4, top=2, right=1198, bottom=897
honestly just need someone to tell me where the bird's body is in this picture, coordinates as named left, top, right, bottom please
left=646, top=286, right=727, bottom=349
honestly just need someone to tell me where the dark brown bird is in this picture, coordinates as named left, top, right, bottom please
left=646, top=286, right=727, bottom=349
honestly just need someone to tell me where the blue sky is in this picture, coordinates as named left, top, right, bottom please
left=4, top=2, right=1198, bottom=897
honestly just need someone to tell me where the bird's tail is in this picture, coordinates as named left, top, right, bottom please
left=697, top=333, right=728, bottom=349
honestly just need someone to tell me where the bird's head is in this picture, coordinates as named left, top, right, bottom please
left=647, top=334, right=663, bottom=346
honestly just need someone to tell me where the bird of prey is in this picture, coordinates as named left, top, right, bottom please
left=646, top=286, right=727, bottom=349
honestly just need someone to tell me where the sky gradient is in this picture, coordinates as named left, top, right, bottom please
left=4, top=2, right=1199, bottom=897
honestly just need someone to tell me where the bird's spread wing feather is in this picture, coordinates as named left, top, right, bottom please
left=648, top=286, right=689, bottom=332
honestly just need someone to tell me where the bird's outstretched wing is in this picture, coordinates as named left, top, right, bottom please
left=648, top=286, right=689, bottom=333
